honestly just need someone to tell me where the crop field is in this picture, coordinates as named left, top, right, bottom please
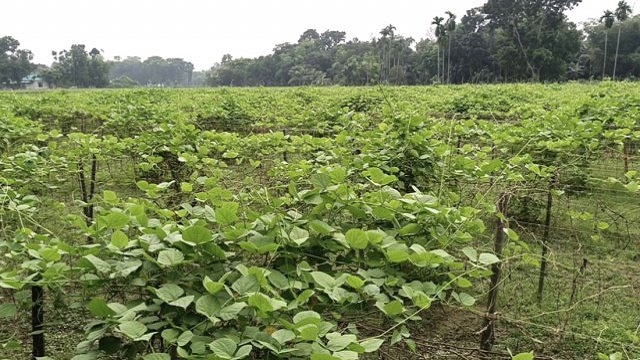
left=1, top=84, right=640, bottom=360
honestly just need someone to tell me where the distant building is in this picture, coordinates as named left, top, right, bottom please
left=21, top=74, right=50, bottom=90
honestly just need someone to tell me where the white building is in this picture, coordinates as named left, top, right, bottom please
left=21, top=74, right=50, bottom=90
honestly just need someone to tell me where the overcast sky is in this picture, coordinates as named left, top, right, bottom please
left=1, top=0, right=633, bottom=70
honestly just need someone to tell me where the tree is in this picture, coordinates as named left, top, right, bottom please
left=613, top=1, right=632, bottom=79
left=445, top=11, right=457, bottom=83
left=379, top=24, right=397, bottom=83
left=431, top=17, right=445, bottom=83
left=583, top=14, right=640, bottom=80
left=45, top=44, right=110, bottom=87
left=483, top=0, right=583, bottom=81
left=0, top=36, right=35, bottom=88
left=600, top=10, right=615, bottom=79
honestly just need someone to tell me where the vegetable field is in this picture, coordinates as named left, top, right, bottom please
left=1, top=84, right=639, bottom=360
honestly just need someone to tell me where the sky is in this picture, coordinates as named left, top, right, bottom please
left=0, top=0, right=633, bottom=70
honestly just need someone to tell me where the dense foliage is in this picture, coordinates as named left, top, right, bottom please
left=1, top=84, right=639, bottom=359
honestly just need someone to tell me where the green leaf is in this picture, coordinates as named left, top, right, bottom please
left=310, top=271, right=335, bottom=289
left=216, top=202, right=239, bottom=225
left=311, top=173, right=332, bottom=189
left=267, top=270, right=290, bottom=290
left=363, top=167, right=397, bottom=186
left=203, top=276, right=225, bottom=295
left=346, top=275, right=365, bottom=290
left=118, top=321, right=147, bottom=339
left=180, top=182, right=193, bottom=193
left=289, top=226, right=310, bottom=245
left=360, top=338, right=384, bottom=353
left=512, top=352, right=534, bottom=360
left=232, top=275, right=260, bottom=295
left=298, top=324, right=320, bottom=341
left=383, top=300, right=404, bottom=316
left=457, top=292, right=476, bottom=306
left=478, top=253, right=500, bottom=266
left=503, top=228, right=519, bottom=241
left=177, top=331, right=194, bottom=346
left=169, top=295, right=194, bottom=309
left=143, top=354, right=171, bottom=360
left=248, top=293, right=274, bottom=313
left=386, top=244, right=409, bottom=263
left=365, top=230, right=385, bottom=244
left=293, top=310, right=321, bottom=325
left=84, top=255, right=111, bottom=274
left=0, top=303, right=17, bottom=318
left=209, top=338, right=237, bottom=359
left=461, top=247, right=477, bottom=261
left=110, top=230, right=129, bottom=249
left=272, top=329, right=295, bottom=345
left=161, top=329, right=180, bottom=343
left=625, top=181, right=639, bottom=192
left=309, top=220, right=335, bottom=235
left=399, top=223, right=421, bottom=236
left=157, top=249, right=185, bottom=267
left=311, top=354, right=339, bottom=360
left=39, top=247, right=61, bottom=262
left=104, top=212, right=129, bottom=229
left=156, top=284, right=184, bottom=303
left=103, top=190, right=118, bottom=203
left=87, top=298, right=115, bottom=318
left=182, top=225, right=213, bottom=245
left=219, top=302, right=246, bottom=321
left=195, top=295, right=221, bottom=319
left=345, top=229, right=368, bottom=250
left=235, top=344, right=252, bottom=359
left=326, top=332, right=357, bottom=351
left=609, top=353, right=623, bottom=360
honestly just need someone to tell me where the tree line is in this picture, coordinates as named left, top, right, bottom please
left=1, top=0, right=638, bottom=89
left=207, top=0, right=639, bottom=86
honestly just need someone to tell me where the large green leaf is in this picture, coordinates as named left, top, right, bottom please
left=209, top=338, right=237, bottom=359
left=289, top=226, right=310, bottom=245
left=216, top=202, right=239, bottom=225
left=87, top=298, right=115, bottom=318
left=232, top=275, right=260, bottom=295
left=182, top=225, right=213, bottom=245
left=203, top=276, right=225, bottom=295
left=157, top=249, right=184, bottom=267
left=345, top=229, right=368, bottom=250
left=118, top=321, right=148, bottom=339
left=156, top=284, right=184, bottom=303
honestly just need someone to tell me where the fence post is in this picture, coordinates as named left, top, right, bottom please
left=282, top=129, right=289, bottom=162
left=480, top=192, right=510, bottom=355
left=32, top=283, right=45, bottom=359
left=537, top=173, right=556, bottom=303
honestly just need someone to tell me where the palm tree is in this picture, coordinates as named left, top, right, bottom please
left=431, top=16, right=445, bottom=83
left=600, top=10, right=615, bottom=79
left=379, top=24, right=396, bottom=83
left=445, top=11, right=457, bottom=84
left=613, top=1, right=632, bottom=80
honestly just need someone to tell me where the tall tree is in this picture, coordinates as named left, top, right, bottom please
left=600, top=10, right=615, bottom=79
left=445, top=11, right=457, bottom=83
left=45, top=45, right=110, bottom=87
left=483, top=0, right=583, bottom=81
left=613, top=1, right=632, bottom=79
left=431, top=17, right=445, bottom=83
left=379, top=24, right=396, bottom=83
left=0, top=36, right=35, bottom=87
